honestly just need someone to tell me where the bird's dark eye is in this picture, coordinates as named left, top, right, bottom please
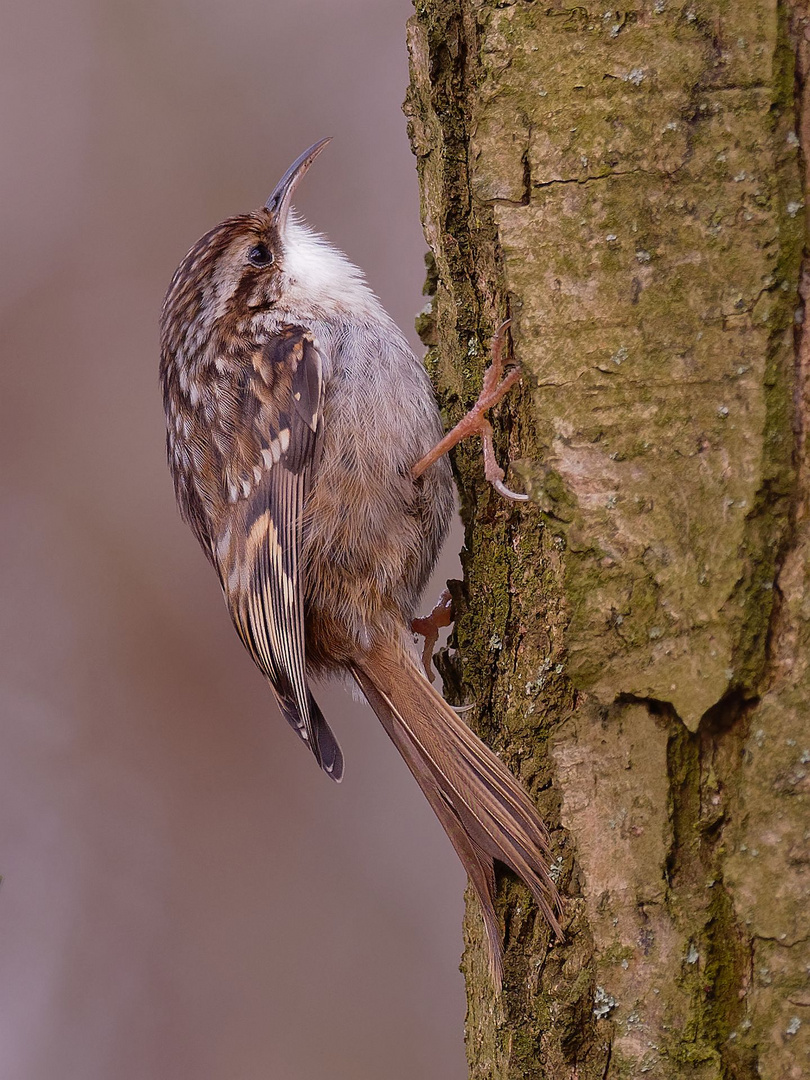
left=247, top=243, right=274, bottom=267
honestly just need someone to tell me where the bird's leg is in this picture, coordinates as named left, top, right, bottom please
left=412, top=320, right=528, bottom=502
left=411, top=587, right=453, bottom=682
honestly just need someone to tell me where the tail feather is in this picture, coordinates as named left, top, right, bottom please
left=352, top=664, right=505, bottom=981
left=352, top=640, right=562, bottom=983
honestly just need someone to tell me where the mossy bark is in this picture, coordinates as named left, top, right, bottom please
left=405, top=2, right=810, bottom=1077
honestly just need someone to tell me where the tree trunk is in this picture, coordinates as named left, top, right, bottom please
left=405, top=2, right=810, bottom=1077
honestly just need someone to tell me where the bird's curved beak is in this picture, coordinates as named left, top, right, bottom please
left=265, top=138, right=331, bottom=230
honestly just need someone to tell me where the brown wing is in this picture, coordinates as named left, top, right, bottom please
left=211, top=326, right=343, bottom=781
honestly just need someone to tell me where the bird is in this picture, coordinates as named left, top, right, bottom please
left=159, top=139, right=563, bottom=983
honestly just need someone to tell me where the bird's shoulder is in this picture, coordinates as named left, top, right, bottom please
left=165, top=323, right=324, bottom=543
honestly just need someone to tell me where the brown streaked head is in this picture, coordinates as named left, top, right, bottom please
left=161, top=139, right=332, bottom=347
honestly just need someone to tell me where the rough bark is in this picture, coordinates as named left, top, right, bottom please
left=405, top=2, right=810, bottom=1077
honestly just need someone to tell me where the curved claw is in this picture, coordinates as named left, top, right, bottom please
left=492, top=477, right=530, bottom=502
left=481, top=419, right=529, bottom=502
left=411, top=319, right=528, bottom=503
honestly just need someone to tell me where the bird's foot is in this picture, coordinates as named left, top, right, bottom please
left=411, top=587, right=453, bottom=682
left=412, top=320, right=528, bottom=502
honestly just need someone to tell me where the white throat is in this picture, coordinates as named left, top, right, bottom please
left=281, top=215, right=387, bottom=323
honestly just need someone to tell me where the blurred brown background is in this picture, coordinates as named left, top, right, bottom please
left=0, top=2, right=467, bottom=1077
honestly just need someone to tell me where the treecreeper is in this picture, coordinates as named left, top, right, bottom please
left=159, top=139, right=563, bottom=983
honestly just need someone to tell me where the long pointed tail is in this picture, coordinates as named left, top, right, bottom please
left=351, top=639, right=563, bottom=984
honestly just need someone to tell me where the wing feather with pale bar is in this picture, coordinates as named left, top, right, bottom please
left=213, top=326, right=343, bottom=781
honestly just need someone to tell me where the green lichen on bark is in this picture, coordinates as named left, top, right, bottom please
left=407, top=1, right=808, bottom=1077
